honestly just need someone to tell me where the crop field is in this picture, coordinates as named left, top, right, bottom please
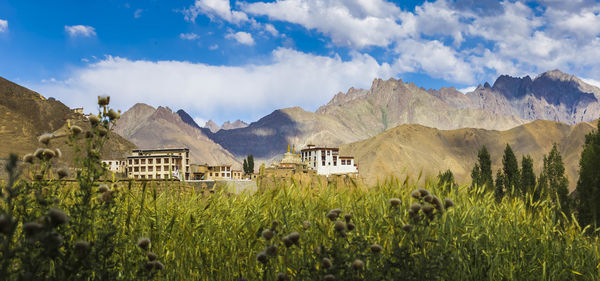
left=2, top=174, right=599, bottom=281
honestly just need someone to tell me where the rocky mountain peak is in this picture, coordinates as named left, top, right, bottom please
left=204, top=120, right=220, bottom=133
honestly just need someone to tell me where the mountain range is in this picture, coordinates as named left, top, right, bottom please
left=341, top=119, right=597, bottom=191
left=111, top=70, right=600, bottom=169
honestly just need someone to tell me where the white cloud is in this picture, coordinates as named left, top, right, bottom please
left=264, top=23, right=279, bottom=37
left=193, top=117, right=208, bottom=127
left=243, top=0, right=405, bottom=48
left=582, top=78, right=600, bottom=89
left=209, top=44, right=219, bottom=50
left=65, top=25, right=96, bottom=37
left=183, top=0, right=248, bottom=23
left=0, top=19, right=7, bottom=32
left=32, top=48, right=393, bottom=122
left=458, top=86, right=476, bottom=94
left=180, top=32, right=200, bottom=40
left=226, top=31, right=255, bottom=45
left=134, top=9, right=144, bottom=19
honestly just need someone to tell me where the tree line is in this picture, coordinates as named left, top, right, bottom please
left=460, top=121, right=600, bottom=230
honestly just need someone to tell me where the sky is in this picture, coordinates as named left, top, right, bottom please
left=1, top=0, right=600, bottom=125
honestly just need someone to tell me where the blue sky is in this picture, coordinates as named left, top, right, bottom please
left=1, top=0, right=600, bottom=125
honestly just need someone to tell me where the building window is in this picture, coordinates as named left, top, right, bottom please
left=141, top=175, right=145, bottom=179
left=327, top=150, right=330, bottom=155
left=148, top=175, right=153, bottom=179
left=141, top=167, right=146, bottom=172
left=128, top=159, right=132, bottom=165
left=148, top=159, right=153, bottom=164
left=164, top=165, right=169, bottom=171
left=322, top=161, right=325, bottom=166
left=148, top=166, right=153, bottom=172
left=157, top=166, right=161, bottom=171
left=134, top=167, right=139, bottom=172
left=333, top=156, right=337, bottom=166
left=134, top=159, right=139, bottom=165
left=141, top=159, right=146, bottom=164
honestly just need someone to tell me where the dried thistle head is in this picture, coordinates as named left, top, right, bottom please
left=331, top=208, right=342, bottom=216
left=147, top=252, right=158, bottom=261
left=34, top=148, right=45, bottom=159
left=42, top=148, right=55, bottom=160
left=266, top=245, right=278, bottom=256
left=302, top=220, right=311, bottom=230
left=334, top=221, right=346, bottom=232
left=137, top=237, right=151, bottom=251
left=352, top=259, right=364, bottom=270
left=432, top=196, right=444, bottom=211
left=324, top=274, right=335, bottom=281
left=322, top=257, right=332, bottom=269
left=47, top=208, right=68, bottom=227
left=411, top=190, right=422, bottom=199
left=107, top=109, right=119, bottom=121
left=22, top=222, right=44, bottom=236
left=74, top=240, right=91, bottom=258
left=98, top=126, right=108, bottom=137
left=0, top=215, right=13, bottom=235
left=262, top=229, right=274, bottom=240
left=346, top=223, right=355, bottom=231
left=276, top=273, right=288, bottom=281
left=423, top=194, right=434, bottom=203
left=97, top=96, right=110, bottom=106
left=38, top=133, right=53, bottom=145
left=282, top=236, right=293, bottom=248
left=417, top=188, right=429, bottom=197
left=153, top=261, right=164, bottom=270
left=89, top=115, right=100, bottom=126
left=402, top=224, right=412, bottom=232
left=370, top=244, right=382, bottom=253
left=389, top=198, right=402, bottom=207
left=57, top=167, right=69, bottom=179
left=326, top=211, right=338, bottom=221
left=422, top=205, right=434, bottom=215
left=54, top=148, right=62, bottom=159
left=344, top=214, right=352, bottom=222
left=98, top=184, right=109, bottom=193
left=444, top=198, right=454, bottom=209
left=410, top=203, right=422, bottom=213
left=256, top=251, right=268, bottom=264
left=288, top=232, right=300, bottom=245
left=271, top=220, right=280, bottom=230
left=22, top=153, right=35, bottom=164
left=71, top=125, right=82, bottom=135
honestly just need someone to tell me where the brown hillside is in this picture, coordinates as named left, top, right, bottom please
left=0, top=76, right=135, bottom=166
left=341, top=119, right=598, bottom=191
left=114, top=104, right=240, bottom=167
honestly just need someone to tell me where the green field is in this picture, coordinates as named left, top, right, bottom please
left=2, top=175, right=599, bottom=281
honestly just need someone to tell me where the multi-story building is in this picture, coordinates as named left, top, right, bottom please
left=126, top=148, right=190, bottom=180
left=204, top=165, right=232, bottom=180
left=300, top=144, right=358, bottom=176
left=101, top=159, right=126, bottom=174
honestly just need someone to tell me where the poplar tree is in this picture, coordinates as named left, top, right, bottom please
left=502, top=144, right=520, bottom=195
left=495, top=169, right=505, bottom=202
left=576, top=122, right=600, bottom=227
left=520, top=155, right=536, bottom=197
left=471, top=145, right=493, bottom=190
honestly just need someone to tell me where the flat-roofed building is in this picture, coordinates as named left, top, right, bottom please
left=300, top=144, right=357, bottom=176
left=102, top=159, right=126, bottom=174
left=126, top=148, right=190, bottom=180
left=204, top=165, right=232, bottom=180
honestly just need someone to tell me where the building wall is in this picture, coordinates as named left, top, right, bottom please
left=126, top=148, right=191, bottom=180
left=301, top=147, right=357, bottom=176
left=102, top=160, right=126, bottom=173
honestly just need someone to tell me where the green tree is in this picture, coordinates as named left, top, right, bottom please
left=502, top=144, right=520, bottom=195
left=471, top=145, right=493, bottom=190
left=494, top=169, right=505, bottom=202
left=243, top=158, right=249, bottom=174
left=437, top=169, right=457, bottom=188
left=248, top=154, right=254, bottom=174
left=576, top=122, right=600, bottom=227
left=520, top=155, right=536, bottom=197
left=539, top=144, right=570, bottom=217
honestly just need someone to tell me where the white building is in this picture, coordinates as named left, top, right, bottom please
left=126, top=148, right=190, bottom=180
left=300, top=145, right=358, bottom=176
left=101, top=159, right=126, bottom=174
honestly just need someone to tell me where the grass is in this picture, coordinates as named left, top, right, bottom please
left=30, top=178, right=594, bottom=281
